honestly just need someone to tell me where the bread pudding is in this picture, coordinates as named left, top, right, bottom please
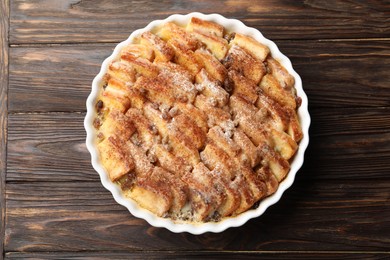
left=92, top=17, right=303, bottom=223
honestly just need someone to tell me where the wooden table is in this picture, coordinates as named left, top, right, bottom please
left=1, top=1, right=389, bottom=259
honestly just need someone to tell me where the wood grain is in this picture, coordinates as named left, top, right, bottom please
left=7, top=113, right=96, bottom=182
left=303, top=107, right=390, bottom=180
left=8, top=40, right=390, bottom=113
left=0, top=0, right=9, bottom=259
left=4, top=180, right=390, bottom=252
left=276, top=39, right=390, bottom=108
left=9, top=0, right=390, bottom=44
left=5, top=251, right=390, bottom=260
left=6, top=108, right=390, bottom=182
left=3, top=0, right=390, bottom=257
left=8, top=45, right=112, bottom=112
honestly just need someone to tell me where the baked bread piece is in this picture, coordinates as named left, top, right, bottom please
left=94, top=17, right=302, bottom=222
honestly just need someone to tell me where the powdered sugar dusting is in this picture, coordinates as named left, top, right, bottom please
left=159, top=65, right=198, bottom=103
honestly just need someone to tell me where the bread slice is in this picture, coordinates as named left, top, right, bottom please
left=259, top=74, right=296, bottom=109
left=121, top=54, right=159, bottom=78
left=107, top=61, right=136, bottom=84
left=128, top=174, right=172, bottom=217
left=194, top=49, right=228, bottom=82
left=140, top=31, right=174, bottom=62
left=99, top=109, right=136, bottom=140
left=168, top=39, right=202, bottom=76
left=196, top=68, right=229, bottom=107
left=97, top=136, right=135, bottom=181
left=258, top=144, right=290, bottom=182
left=232, top=128, right=261, bottom=168
left=266, top=57, right=295, bottom=89
left=121, top=43, right=154, bottom=61
left=126, top=108, right=159, bottom=150
left=191, top=31, right=228, bottom=60
left=229, top=69, right=260, bottom=104
left=224, top=45, right=266, bottom=84
left=173, top=103, right=208, bottom=134
left=158, top=22, right=199, bottom=50
left=256, top=166, right=279, bottom=196
left=186, top=17, right=224, bottom=37
left=183, top=163, right=224, bottom=221
left=99, top=87, right=131, bottom=113
left=230, top=33, right=270, bottom=61
left=152, top=144, right=192, bottom=177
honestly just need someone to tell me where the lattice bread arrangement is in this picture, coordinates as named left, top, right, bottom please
left=93, top=17, right=303, bottom=222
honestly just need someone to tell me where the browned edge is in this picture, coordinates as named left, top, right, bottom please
left=0, top=0, right=9, bottom=259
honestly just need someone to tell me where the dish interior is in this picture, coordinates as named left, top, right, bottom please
left=85, top=12, right=310, bottom=234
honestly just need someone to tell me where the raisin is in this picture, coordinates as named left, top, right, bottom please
left=95, top=100, right=104, bottom=112
left=93, top=118, right=101, bottom=129
left=119, top=172, right=136, bottom=190
left=223, top=76, right=234, bottom=93
left=224, top=32, right=236, bottom=43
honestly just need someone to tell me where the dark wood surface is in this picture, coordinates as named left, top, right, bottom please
left=1, top=0, right=390, bottom=259
left=0, top=0, right=9, bottom=258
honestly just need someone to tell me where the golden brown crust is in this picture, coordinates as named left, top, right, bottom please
left=168, top=39, right=202, bottom=76
left=128, top=173, right=172, bottom=217
left=230, top=33, right=270, bottom=61
left=121, top=54, right=159, bottom=78
left=97, top=136, right=135, bottom=181
left=223, top=45, right=266, bottom=84
left=187, top=17, right=224, bottom=37
left=140, top=31, right=174, bottom=62
left=194, top=49, right=228, bottom=83
left=158, top=22, right=200, bottom=50
left=259, top=74, right=297, bottom=109
left=266, top=57, right=295, bottom=90
left=95, top=18, right=302, bottom=223
left=229, top=69, right=260, bottom=104
left=191, top=31, right=228, bottom=60
left=183, top=163, right=225, bottom=221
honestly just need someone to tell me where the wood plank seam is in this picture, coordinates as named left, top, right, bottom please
left=0, top=0, right=9, bottom=259
left=3, top=250, right=390, bottom=253
left=6, top=37, right=390, bottom=48
left=8, top=1, right=390, bottom=43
